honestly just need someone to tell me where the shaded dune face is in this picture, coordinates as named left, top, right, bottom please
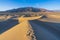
left=0, top=15, right=60, bottom=40
left=29, top=20, right=60, bottom=40
left=0, top=21, right=31, bottom=40
left=0, top=19, right=18, bottom=34
left=0, top=16, right=42, bottom=40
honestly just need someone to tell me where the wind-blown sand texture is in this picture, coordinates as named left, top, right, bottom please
left=0, top=16, right=41, bottom=40
left=0, top=15, right=60, bottom=40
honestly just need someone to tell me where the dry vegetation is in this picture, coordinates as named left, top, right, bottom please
left=0, top=12, right=60, bottom=22
left=0, top=12, right=60, bottom=40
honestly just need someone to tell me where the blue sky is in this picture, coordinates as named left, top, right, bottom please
left=0, top=0, right=60, bottom=11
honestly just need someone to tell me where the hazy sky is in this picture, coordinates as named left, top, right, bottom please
left=0, top=0, right=60, bottom=11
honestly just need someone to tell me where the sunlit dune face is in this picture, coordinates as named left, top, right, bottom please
left=0, top=16, right=41, bottom=40
left=0, top=21, right=30, bottom=40
left=46, top=14, right=60, bottom=18
left=18, top=16, right=42, bottom=23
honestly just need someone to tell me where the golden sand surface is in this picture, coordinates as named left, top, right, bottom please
left=18, top=16, right=42, bottom=23
left=0, top=21, right=31, bottom=40
left=46, top=14, right=60, bottom=18
left=0, top=16, right=42, bottom=40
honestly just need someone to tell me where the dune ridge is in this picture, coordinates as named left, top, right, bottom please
left=0, top=15, right=43, bottom=40
left=0, top=21, right=36, bottom=40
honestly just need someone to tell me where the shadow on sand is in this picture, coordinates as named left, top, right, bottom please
left=29, top=20, right=60, bottom=40
left=0, top=19, right=60, bottom=40
left=0, top=18, right=19, bottom=34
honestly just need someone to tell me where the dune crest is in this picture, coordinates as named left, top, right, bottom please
left=0, top=21, right=36, bottom=40
left=18, top=15, right=42, bottom=23
left=0, top=15, right=42, bottom=40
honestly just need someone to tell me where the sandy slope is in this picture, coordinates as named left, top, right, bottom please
left=0, top=16, right=42, bottom=40
left=0, top=21, right=36, bottom=40
left=18, top=16, right=42, bottom=23
left=1, top=15, right=60, bottom=40
left=29, top=20, right=60, bottom=40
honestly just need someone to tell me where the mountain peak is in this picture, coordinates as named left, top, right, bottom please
left=5, top=7, right=47, bottom=13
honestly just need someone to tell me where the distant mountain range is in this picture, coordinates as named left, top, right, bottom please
left=0, top=7, right=60, bottom=13
left=6, top=7, right=48, bottom=12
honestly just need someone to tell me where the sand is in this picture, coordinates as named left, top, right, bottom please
left=0, top=21, right=35, bottom=40
left=0, top=15, right=42, bottom=40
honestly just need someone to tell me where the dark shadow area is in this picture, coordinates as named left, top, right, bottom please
left=40, top=15, right=47, bottom=19
left=29, top=20, right=60, bottom=40
left=0, top=18, right=19, bottom=34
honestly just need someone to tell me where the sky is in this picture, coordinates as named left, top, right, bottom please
left=0, top=0, right=60, bottom=11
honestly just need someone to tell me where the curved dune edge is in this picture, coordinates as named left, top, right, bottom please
left=0, top=16, right=42, bottom=40
left=0, top=21, right=36, bottom=40
left=18, top=16, right=42, bottom=23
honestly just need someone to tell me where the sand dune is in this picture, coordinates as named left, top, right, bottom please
left=0, top=15, right=60, bottom=40
left=46, top=14, right=60, bottom=18
left=0, top=16, right=42, bottom=40
left=18, top=15, right=42, bottom=23
left=29, top=20, right=60, bottom=40
left=0, top=21, right=36, bottom=40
